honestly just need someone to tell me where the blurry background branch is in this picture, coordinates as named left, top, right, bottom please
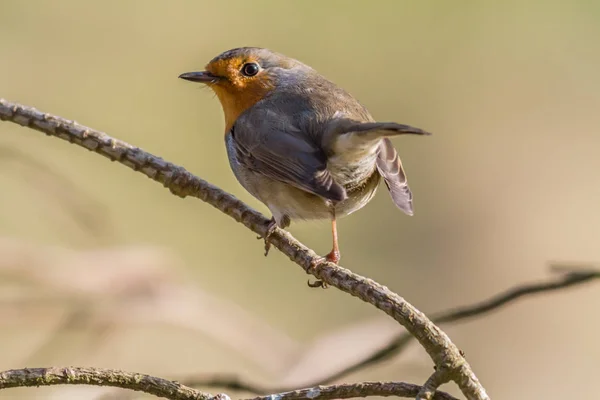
left=0, top=99, right=487, bottom=399
left=0, top=145, right=113, bottom=243
left=0, top=237, right=302, bottom=373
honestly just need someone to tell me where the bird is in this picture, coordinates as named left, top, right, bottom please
left=179, top=47, right=430, bottom=265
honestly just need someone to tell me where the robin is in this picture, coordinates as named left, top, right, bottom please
left=180, top=47, right=430, bottom=265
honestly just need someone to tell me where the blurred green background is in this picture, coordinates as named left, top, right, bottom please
left=1, top=1, right=599, bottom=399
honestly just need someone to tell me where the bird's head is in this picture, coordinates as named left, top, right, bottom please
left=179, top=47, right=305, bottom=131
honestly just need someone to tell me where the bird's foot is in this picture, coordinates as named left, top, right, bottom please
left=324, top=248, right=341, bottom=265
left=306, top=249, right=341, bottom=289
left=257, top=218, right=278, bottom=257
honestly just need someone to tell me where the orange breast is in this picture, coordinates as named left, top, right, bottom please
left=212, top=84, right=272, bottom=132
left=205, top=57, right=275, bottom=132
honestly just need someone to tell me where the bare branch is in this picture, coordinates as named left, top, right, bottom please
left=246, top=381, right=458, bottom=400
left=95, top=380, right=459, bottom=400
left=0, top=367, right=222, bottom=400
left=0, top=99, right=488, bottom=399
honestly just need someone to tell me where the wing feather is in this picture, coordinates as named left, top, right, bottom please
left=231, top=109, right=347, bottom=202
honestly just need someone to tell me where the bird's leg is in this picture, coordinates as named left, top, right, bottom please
left=308, top=206, right=340, bottom=289
left=324, top=214, right=341, bottom=264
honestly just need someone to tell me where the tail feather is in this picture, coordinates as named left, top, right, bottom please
left=329, top=119, right=431, bottom=141
left=376, top=138, right=414, bottom=215
left=352, top=121, right=431, bottom=140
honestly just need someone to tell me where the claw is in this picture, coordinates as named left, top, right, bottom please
left=306, top=256, right=332, bottom=289
left=258, top=218, right=278, bottom=257
left=307, top=279, right=328, bottom=289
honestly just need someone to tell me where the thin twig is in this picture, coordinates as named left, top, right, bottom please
left=0, top=367, right=221, bottom=400
left=95, top=380, right=460, bottom=400
left=432, top=265, right=600, bottom=324
left=0, top=99, right=488, bottom=399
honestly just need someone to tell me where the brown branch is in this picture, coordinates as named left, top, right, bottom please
left=0, top=367, right=221, bottom=400
left=246, top=382, right=458, bottom=400
left=0, top=368, right=459, bottom=400
left=0, top=98, right=488, bottom=399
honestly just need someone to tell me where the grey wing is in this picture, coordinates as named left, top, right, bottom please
left=231, top=110, right=347, bottom=202
left=376, top=138, right=414, bottom=215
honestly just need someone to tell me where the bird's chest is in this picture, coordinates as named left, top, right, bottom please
left=225, top=132, right=256, bottom=193
left=225, top=131, right=276, bottom=204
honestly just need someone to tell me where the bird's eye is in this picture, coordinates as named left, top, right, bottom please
left=241, top=63, right=260, bottom=77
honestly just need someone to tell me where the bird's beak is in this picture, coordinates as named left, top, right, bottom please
left=178, top=71, right=220, bottom=84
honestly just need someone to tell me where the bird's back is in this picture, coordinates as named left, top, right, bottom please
left=266, top=67, right=374, bottom=138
